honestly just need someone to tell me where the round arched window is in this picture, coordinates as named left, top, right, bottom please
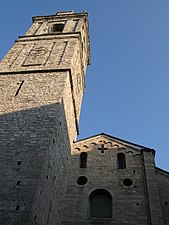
left=89, top=189, right=112, bottom=218
left=117, top=153, right=126, bottom=169
left=80, top=152, right=87, bottom=168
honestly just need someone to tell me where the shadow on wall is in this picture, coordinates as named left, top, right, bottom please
left=0, top=102, right=71, bottom=225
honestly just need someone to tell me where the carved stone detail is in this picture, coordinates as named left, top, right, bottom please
left=22, top=45, right=48, bottom=66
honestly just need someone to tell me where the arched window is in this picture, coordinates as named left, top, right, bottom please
left=117, top=153, right=126, bottom=169
left=89, top=189, right=112, bottom=218
left=80, top=152, right=87, bottom=168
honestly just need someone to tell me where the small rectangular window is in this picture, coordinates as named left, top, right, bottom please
left=52, top=23, right=64, bottom=33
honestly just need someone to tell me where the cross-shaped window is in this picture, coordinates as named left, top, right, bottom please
left=98, top=144, right=108, bottom=153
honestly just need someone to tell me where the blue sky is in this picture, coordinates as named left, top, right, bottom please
left=1, top=0, right=169, bottom=171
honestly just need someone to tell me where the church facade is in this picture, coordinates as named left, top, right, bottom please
left=0, top=11, right=169, bottom=225
left=61, top=133, right=169, bottom=225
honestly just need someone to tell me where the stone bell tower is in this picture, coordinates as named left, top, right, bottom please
left=0, top=11, right=90, bottom=225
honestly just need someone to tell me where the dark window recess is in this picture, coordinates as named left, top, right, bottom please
left=16, top=205, right=19, bottom=211
left=17, top=161, right=21, bottom=165
left=80, top=152, right=87, bottom=168
left=89, top=189, right=112, bottom=218
left=52, top=23, right=64, bottom=32
left=17, top=181, right=21, bottom=186
left=165, top=202, right=168, bottom=205
left=117, top=153, right=126, bottom=169
left=77, top=176, right=88, bottom=185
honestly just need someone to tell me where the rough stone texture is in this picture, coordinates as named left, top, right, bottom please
left=61, top=134, right=168, bottom=225
left=156, top=168, right=169, bottom=225
left=0, top=11, right=90, bottom=225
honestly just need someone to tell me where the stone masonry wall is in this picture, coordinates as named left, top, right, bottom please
left=142, top=150, right=165, bottom=225
left=62, top=135, right=150, bottom=225
left=156, top=168, right=169, bottom=225
left=62, top=135, right=169, bottom=225
left=27, top=102, right=72, bottom=225
left=0, top=71, right=71, bottom=225
left=0, top=11, right=90, bottom=225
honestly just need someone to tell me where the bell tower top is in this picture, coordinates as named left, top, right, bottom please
left=27, top=11, right=90, bottom=65
left=0, top=11, right=90, bottom=140
left=0, top=11, right=90, bottom=72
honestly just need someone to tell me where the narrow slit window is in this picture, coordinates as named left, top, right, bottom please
left=117, top=153, right=126, bottom=169
left=15, top=80, right=24, bottom=96
left=80, top=152, right=87, bottom=168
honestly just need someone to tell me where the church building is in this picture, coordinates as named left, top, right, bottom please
left=61, top=133, right=169, bottom=225
left=0, top=11, right=169, bottom=225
